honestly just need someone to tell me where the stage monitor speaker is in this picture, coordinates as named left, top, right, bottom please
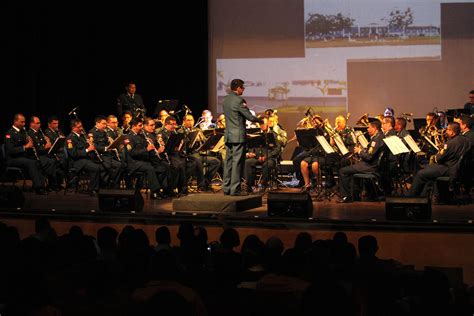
left=0, top=185, right=25, bottom=208
left=98, top=189, right=144, bottom=212
left=385, top=197, right=431, bottom=221
left=267, top=191, right=312, bottom=218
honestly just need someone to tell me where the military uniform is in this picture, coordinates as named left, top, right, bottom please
left=65, top=131, right=103, bottom=192
left=222, top=91, right=260, bottom=195
left=410, top=134, right=470, bottom=196
left=157, top=127, right=188, bottom=193
left=89, top=127, right=125, bottom=188
left=244, top=130, right=281, bottom=189
left=124, top=131, right=160, bottom=193
left=4, top=126, right=46, bottom=191
left=27, top=128, right=59, bottom=188
left=339, top=131, right=385, bottom=199
left=144, top=130, right=170, bottom=193
left=180, top=126, right=221, bottom=190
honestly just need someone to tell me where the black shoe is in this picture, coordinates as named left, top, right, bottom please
left=35, top=188, right=49, bottom=195
left=337, top=196, right=353, bottom=203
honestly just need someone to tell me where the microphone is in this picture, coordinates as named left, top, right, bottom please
left=183, top=104, right=192, bottom=114
left=68, top=106, right=79, bottom=116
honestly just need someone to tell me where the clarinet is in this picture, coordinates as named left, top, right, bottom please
left=80, top=129, right=103, bottom=163
left=24, top=128, right=40, bottom=161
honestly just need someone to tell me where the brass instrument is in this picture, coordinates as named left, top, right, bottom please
left=356, top=113, right=369, bottom=127
left=323, top=119, right=349, bottom=156
left=296, top=109, right=323, bottom=129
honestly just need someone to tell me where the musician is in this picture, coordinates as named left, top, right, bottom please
left=89, top=115, right=126, bottom=188
left=44, top=116, right=65, bottom=144
left=199, top=110, right=216, bottom=130
left=384, top=107, right=395, bottom=117
left=338, top=120, right=385, bottom=203
left=4, top=114, right=47, bottom=194
left=267, top=110, right=288, bottom=149
left=28, top=116, right=62, bottom=191
left=244, top=116, right=281, bottom=192
left=156, top=109, right=169, bottom=129
left=181, top=114, right=221, bottom=191
left=65, top=119, right=104, bottom=196
left=121, top=111, right=133, bottom=135
left=331, top=115, right=355, bottom=169
left=381, top=116, right=398, bottom=195
left=463, top=90, right=474, bottom=115
left=156, top=116, right=188, bottom=194
left=117, top=82, right=145, bottom=117
left=106, top=115, right=122, bottom=139
left=124, top=118, right=162, bottom=199
left=419, top=112, right=439, bottom=157
left=437, top=111, right=448, bottom=129
left=395, top=117, right=409, bottom=138
left=409, top=122, right=470, bottom=197
left=143, top=117, right=171, bottom=197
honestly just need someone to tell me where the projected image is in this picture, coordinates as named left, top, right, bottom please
left=305, top=0, right=441, bottom=48
left=216, top=0, right=470, bottom=118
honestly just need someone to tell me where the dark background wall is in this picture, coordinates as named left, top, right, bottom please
left=4, top=2, right=208, bottom=135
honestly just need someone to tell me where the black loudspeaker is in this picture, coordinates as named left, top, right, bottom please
left=385, top=197, right=431, bottom=220
left=267, top=191, right=313, bottom=218
left=98, top=189, right=144, bottom=212
left=0, top=185, right=25, bottom=208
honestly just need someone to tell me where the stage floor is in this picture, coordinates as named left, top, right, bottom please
left=1, top=186, right=473, bottom=230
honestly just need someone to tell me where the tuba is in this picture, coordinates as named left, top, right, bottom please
left=356, top=113, right=369, bottom=127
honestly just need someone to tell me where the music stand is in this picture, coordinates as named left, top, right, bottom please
left=107, top=135, right=126, bottom=151
left=164, top=133, right=185, bottom=155
left=203, top=128, right=225, bottom=138
left=197, top=134, right=224, bottom=192
left=48, top=136, right=66, bottom=156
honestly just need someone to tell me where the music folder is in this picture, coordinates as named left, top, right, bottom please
left=106, top=134, right=126, bottom=150
left=294, top=128, right=319, bottom=149
left=383, top=136, right=410, bottom=155
left=198, top=134, right=222, bottom=152
left=48, top=136, right=65, bottom=155
left=165, top=132, right=185, bottom=154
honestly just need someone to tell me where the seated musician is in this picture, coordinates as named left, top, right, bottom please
left=143, top=117, right=171, bottom=198
left=4, top=114, right=48, bottom=195
left=381, top=116, right=398, bottom=195
left=409, top=122, right=470, bottom=197
left=338, top=120, right=385, bottom=203
left=155, top=109, right=169, bottom=129
left=199, top=110, right=216, bottom=130
left=124, top=117, right=163, bottom=199
left=65, top=119, right=104, bottom=196
left=244, top=116, right=281, bottom=192
left=121, top=111, right=133, bottom=135
left=266, top=109, right=288, bottom=149
left=28, top=116, right=61, bottom=191
left=89, top=115, right=126, bottom=188
left=180, top=114, right=221, bottom=191
left=156, top=116, right=189, bottom=195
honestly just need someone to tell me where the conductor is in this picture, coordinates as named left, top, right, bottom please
left=222, top=79, right=260, bottom=196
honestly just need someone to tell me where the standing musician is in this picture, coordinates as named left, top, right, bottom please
left=4, top=114, right=48, bottom=194
left=124, top=118, right=162, bottom=199
left=181, top=114, right=221, bottom=191
left=65, top=119, right=104, bottom=196
left=28, top=116, right=62, bottom=191
left=409, top=122, right=470, bottom=197
left=244, top=116, right=281, bottom=192
left=143, top=117, right=171, bottom=197
left=117, top=82, right=145, bottom=117
left=156, top=116, right=188, bottom=195
left=338, top=120, right=385, bottom=203
left=89, top=115, right=126, bottom=188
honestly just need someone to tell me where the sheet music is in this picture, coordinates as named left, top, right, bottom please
left=210, top=136, right=225, bottom=153
left=333, top=135, right=349, bottom=156
left=403, top=135, right=421, bottom=153
left=47, top=136, right=65, bottom=155
left=383, top=136, right=410, bottom=155
left=355, top=131, right=369, bottom=148
left=316, top=136, right=335, bottom=154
